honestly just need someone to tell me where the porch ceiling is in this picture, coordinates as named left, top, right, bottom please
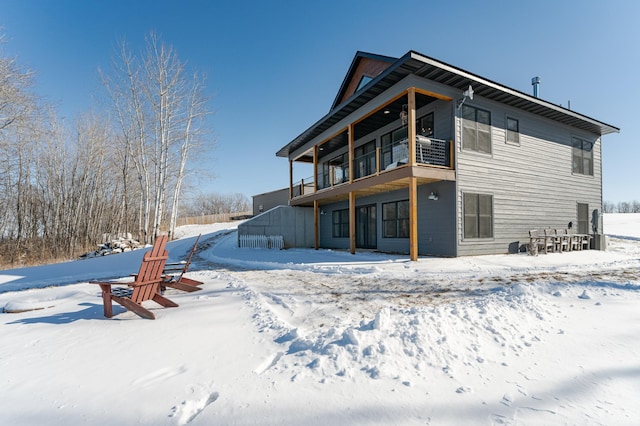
left=301, top=92, right=439, bottom=163
left=277, top=50, right=619, bottom=160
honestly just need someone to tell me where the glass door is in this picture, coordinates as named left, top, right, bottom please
left=356, top=204, right=377, bottom=249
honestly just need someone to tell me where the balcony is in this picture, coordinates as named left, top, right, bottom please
left=291, top=136, right=454, bottom=204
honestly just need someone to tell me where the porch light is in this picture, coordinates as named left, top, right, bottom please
left=428, top=192, right=439, bottom=201
left=399, top=104, right=408, bottom=125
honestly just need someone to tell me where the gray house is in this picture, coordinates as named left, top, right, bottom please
left=245, top=50, right=619, bottom=259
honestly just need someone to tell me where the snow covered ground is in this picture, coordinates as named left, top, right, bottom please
left=1, top=214, right=639, bottom=425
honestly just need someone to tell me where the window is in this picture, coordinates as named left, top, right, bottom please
left=462, top=105, right=491, bottom=153
left=463, top=193, right=493, bottom=239
left=572, top=136, right=593, bottom=175
left=381, top=113, right=433, bottom=169
left=332, top=209, right=350, bottom=238
left=383, top=200, right=409, bottom=238
left=356, top=75, right=373, bottom=91
left=318, top=162, right=330, bottom=190
left=354, top=140, right=376, bottom=179
left=381, top=128, right=409, bottom=169
left=418, top=112, right=434, bottom=137
left=333, top=153, right=349, bottom=184
left=506, top=117, right=519, bottom=145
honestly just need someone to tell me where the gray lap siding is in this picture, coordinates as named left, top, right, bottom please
left=456, top=99, right=602, bottom=256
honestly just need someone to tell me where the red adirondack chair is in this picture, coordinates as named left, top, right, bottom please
left=91, top=235, right=178, bottom=319
left=161, top=234, right=203, bottom=292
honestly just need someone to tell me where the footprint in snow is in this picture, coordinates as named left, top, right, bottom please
left=169, top=384, right=219, bottom=425
left=578, top=290, right=591, bottom=300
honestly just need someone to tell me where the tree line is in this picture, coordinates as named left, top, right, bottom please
left=603, top=201, right=640, bottom=214
left=0, top=32, right=216, bottom=267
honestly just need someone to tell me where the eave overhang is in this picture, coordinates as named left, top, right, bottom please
left=277, top=50, right=619, bottom=159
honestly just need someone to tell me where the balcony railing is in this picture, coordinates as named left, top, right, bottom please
left=292, top=137, right=452, bottom=199
left=415, top=136, right=449, bottom=167
left=292, top=176, right=315, bottom=197
left=354, top=150, right=377, bottom=179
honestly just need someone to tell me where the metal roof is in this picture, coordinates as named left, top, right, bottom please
left=277, top=50, right=619, bottom=158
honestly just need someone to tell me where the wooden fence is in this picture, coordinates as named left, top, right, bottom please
left=175, top=211, right=252, bottom=227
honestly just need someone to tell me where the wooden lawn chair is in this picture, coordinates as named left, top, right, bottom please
left=161, top=234, right=203, bottom=293
left=555, top=229, right=570, bottom=252
left=90, top=235, right=178, bottom=319
left=568, top=230, right=582, bottom=251
left=528, top=230, right=542, bottom=255
left=542, top=229, right=555, bottom=254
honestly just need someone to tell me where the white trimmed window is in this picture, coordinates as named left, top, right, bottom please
left=572, top=136, right=593, bottom=175
left=463, top=193, right=493, bottom=239
left=462, top=105, right=491, bottom=153
left=506, top=117, right=520, bottom=145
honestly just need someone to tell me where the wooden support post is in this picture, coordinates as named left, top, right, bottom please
left=349, top=192, right=356, bottom=255
left=408, top=88, right=417, bottom=167
left=289, top=160, right=293, bottom=200
left=348, top=123, right=354, bottom=183
left=313, top=145, right=319, bottom=191
left=449, top=139, right=455, bottom=170
left=314, top=200, right=319, bottom=250
left=409, top=176, right=418, bottom=261
left=376, top=147, right=380, bottom=175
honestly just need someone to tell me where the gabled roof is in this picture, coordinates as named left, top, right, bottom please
left=330, top=51, right=397, bottom=111
left=277, top=50, right=619, bottom=159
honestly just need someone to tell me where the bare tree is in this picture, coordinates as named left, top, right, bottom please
left=101, top=32, right=212, bottom=243
left=181, top=192, right=250, bottom=216
left=603, top=201, right=616, bottom=214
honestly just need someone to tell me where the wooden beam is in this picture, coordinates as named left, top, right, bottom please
left=349, top=192, right=356, bottom=255
left=408, top=88, right=417, bottom=167
left=409, top=176, right=418, bottom=261
left=348, top=123, right=354, bottom=183
left=415, top=87, right=453, bottom=102
left=314, top=200, right=319, bottom=250
left=289, top=160, right=293, bottom=200
left=449, top=139, right=455, bottom=170
left=313, top=145, right=318, bottom=193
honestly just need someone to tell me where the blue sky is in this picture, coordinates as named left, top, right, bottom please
left=2, top=0, right=638, bottom=203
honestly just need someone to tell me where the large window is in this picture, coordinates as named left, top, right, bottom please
left=506, top=117, right=520, bottom=145
left=383, top=200, right=409, bottom=238
left=572, top=136, right=593, bottom=175
left=418, top=112, right=434, bottom=137
left=381, top=113, right=434, bottom=169
left=462, top=105, right=491, bottom=153
left=463, top=193, right=493, bottom=239
left=332, top=209, right=349, bottom=238
left=381, top=128, right=409, bottom=169
left=354, top=140, right=376, bottom=179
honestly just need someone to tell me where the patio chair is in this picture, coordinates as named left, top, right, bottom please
left=90, top=235, right=178, bottom=319
left=161, top=234, right=203, bottom=292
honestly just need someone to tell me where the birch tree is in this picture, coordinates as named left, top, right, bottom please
left=101, top=32, right=212, bottom=243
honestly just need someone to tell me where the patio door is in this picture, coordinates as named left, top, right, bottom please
left=356, top=204, right=377, bottom=249
left=577, top=203, right=589, bottom=234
